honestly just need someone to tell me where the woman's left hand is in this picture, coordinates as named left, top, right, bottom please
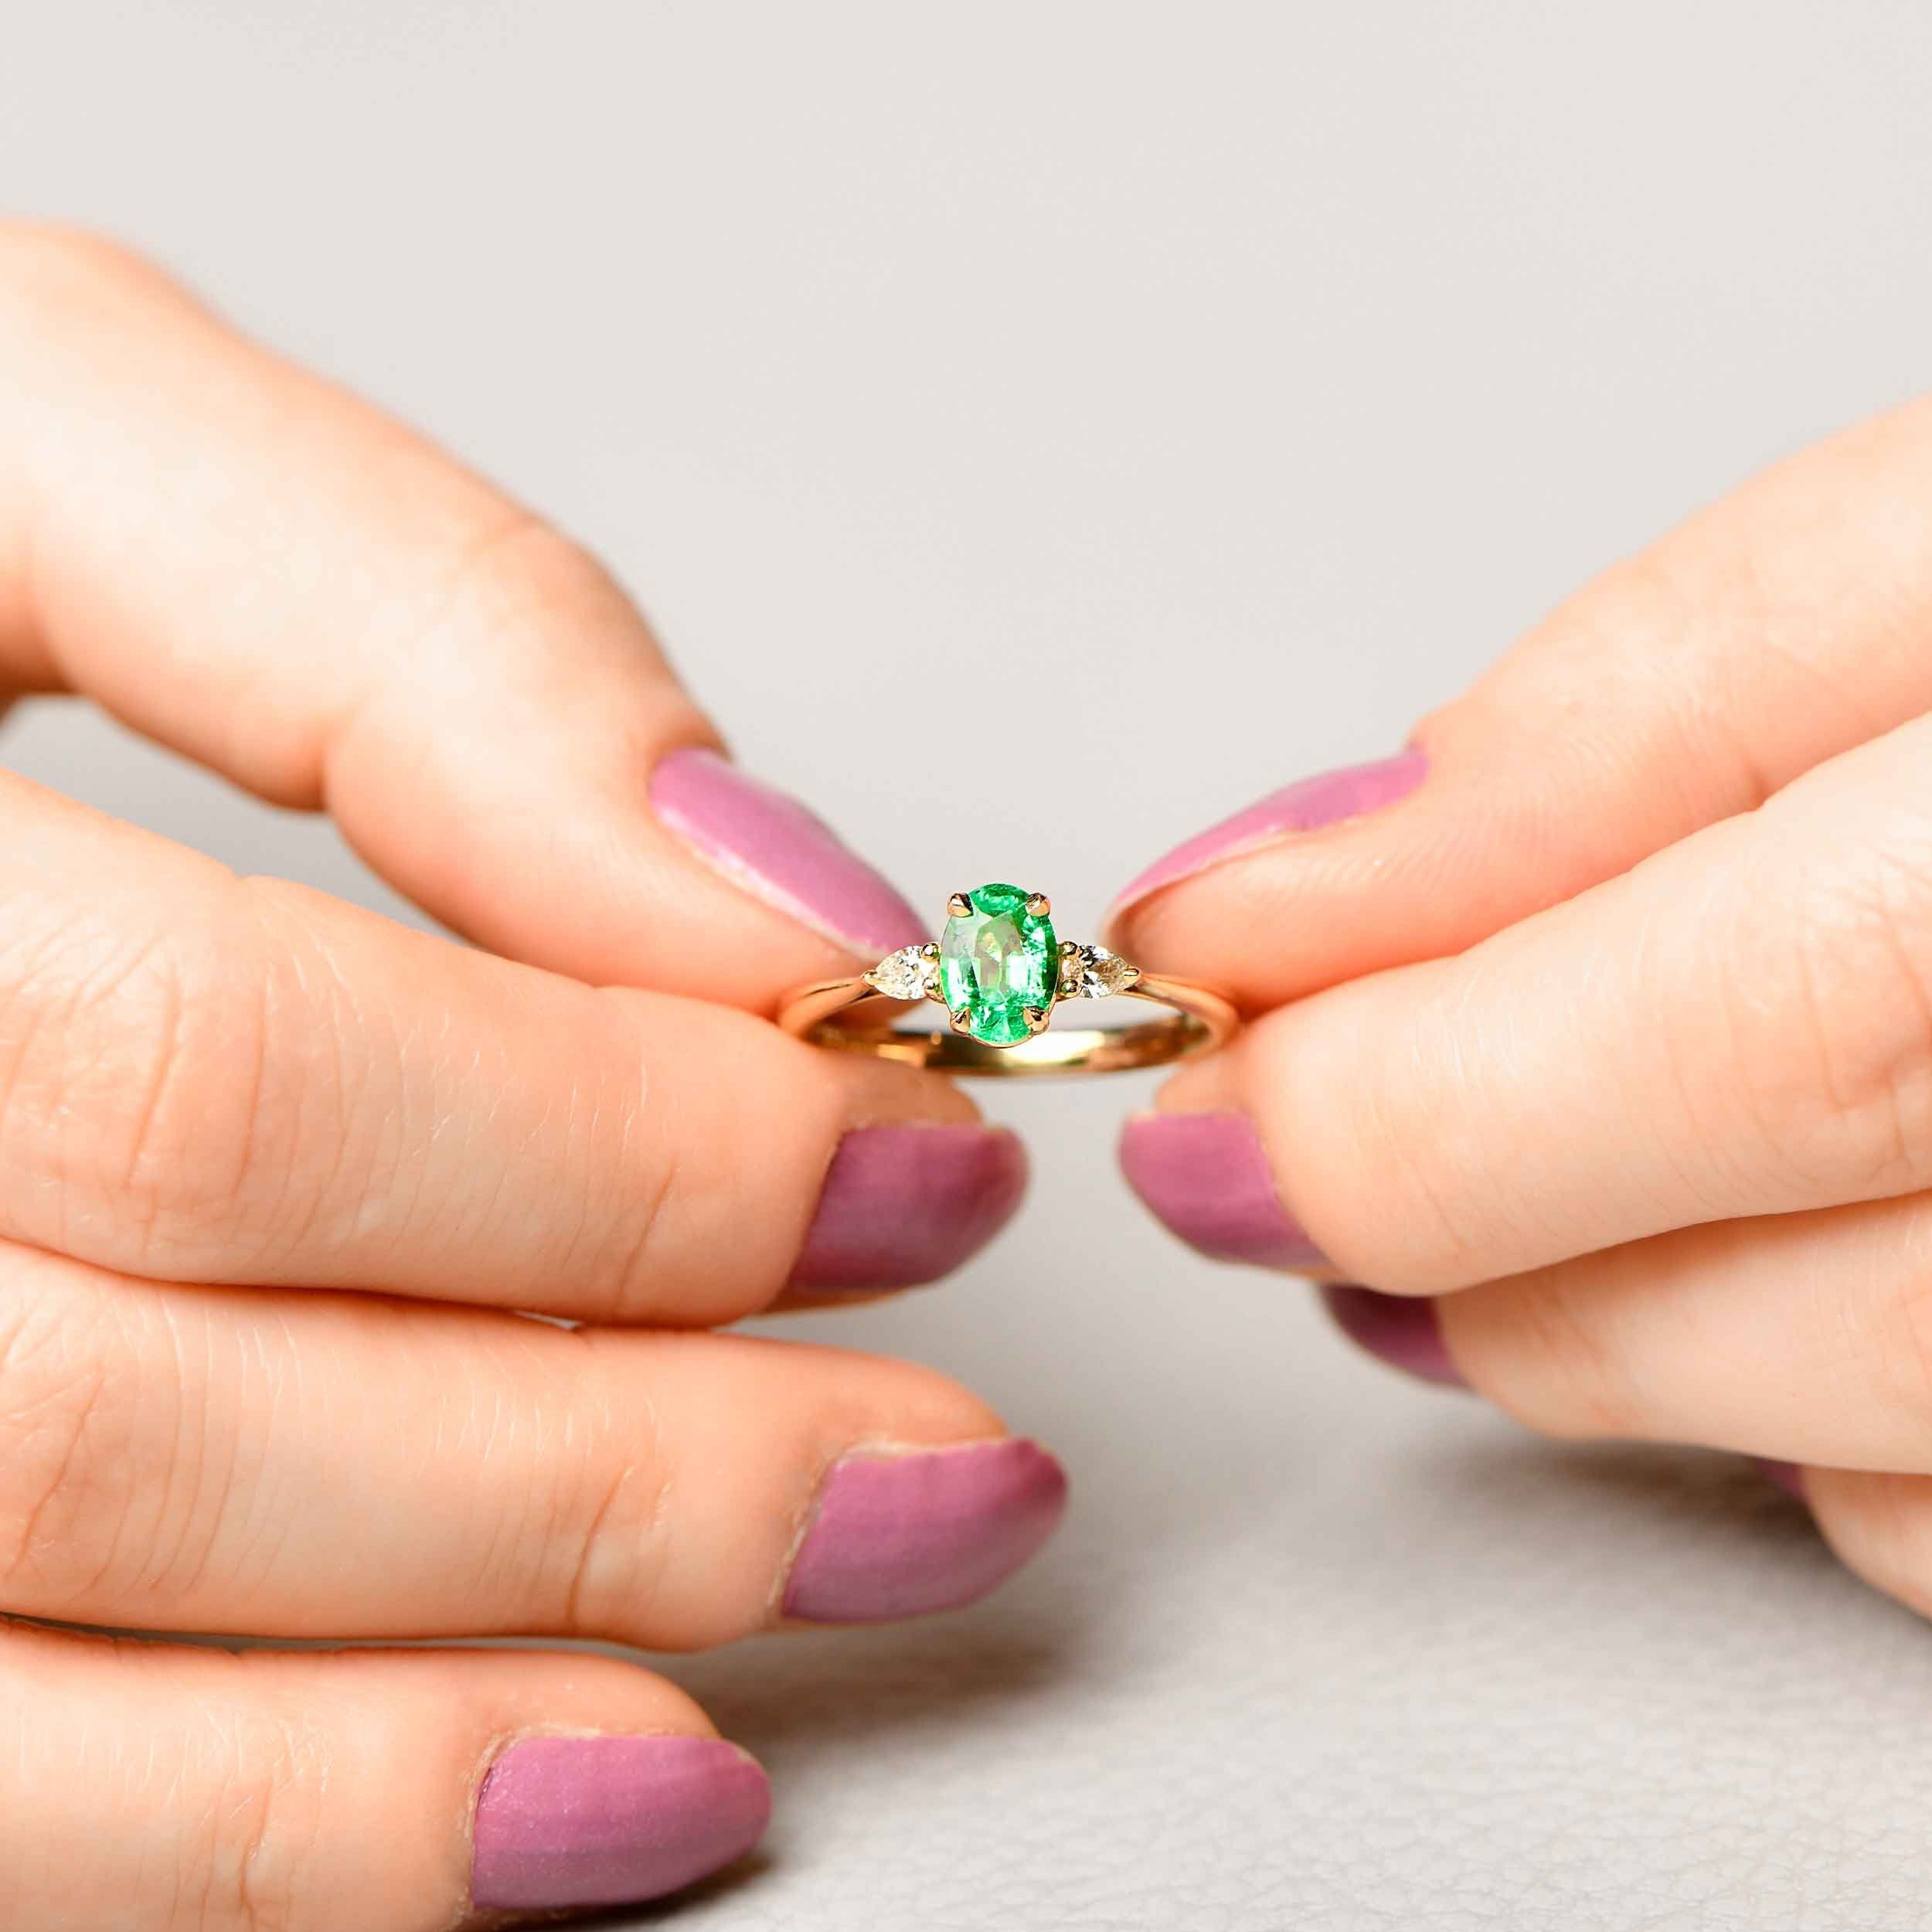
left=0, top=225, right=1056, bottom=1929
left=1107, top=396, right=1932, bottom=1618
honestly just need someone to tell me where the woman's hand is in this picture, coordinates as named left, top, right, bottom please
left=0, top=226, right=1061, bottom=1927
left=1108, top=396, right=1932, bottom=1617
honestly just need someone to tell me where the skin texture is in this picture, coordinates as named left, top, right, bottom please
left=0, top=225, right=1066, bottom=1928
left=1107, top=389, right=1932, bottom=1632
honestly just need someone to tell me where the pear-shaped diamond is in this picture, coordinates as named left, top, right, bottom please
left=866, top=945, right=935, bottom=1001
left=1065, top=944, right=1140, bottom=999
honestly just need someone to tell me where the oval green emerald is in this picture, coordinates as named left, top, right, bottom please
left=938, top=883, right=1058, bottom=1046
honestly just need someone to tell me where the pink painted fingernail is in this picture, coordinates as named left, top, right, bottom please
left=1118, top=1111, right=1328, bottom=1270
left=784, top=1438, right=1068, bottom=1623
left=1753, top=1458, right=1807, bottom=1502
left=651, top=747, right=926, bottom=957
left=781, top=1124, right=1028, bottom=1303
left=1111, top=748, right=1428, bottom=916
left=1320, top=1284, right=1467, bottom=1389
left=471, top=1734, right=770, bottom=1913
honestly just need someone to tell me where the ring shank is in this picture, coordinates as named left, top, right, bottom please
left=777, top=973, right=1236, bottom=1077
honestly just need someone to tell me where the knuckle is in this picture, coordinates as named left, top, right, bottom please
left=1718, top=832, right=1932, bottom=1201
left=1505, top=556, right=1735, bottom=774
left=0, top=1267, right=139, bottom=1608
left=0, top=220, right=181, bottom=342
left=1310, top=967, right=1520, bottom=1287
left=1877, top=1257, right=1932, bottom=1434
left=552, top=988, right=712, bottom=1322
left=456, top=515, right=616, bottom=621
left=0, top=887, right=273, bottom=1265
left=422, top=1332, right=674, bottom=1639
left=177, top=1704, right=328, bottom=1932
left=387, top=508, right=635, bottom=688
left=559, top=1440, right=674, bottom=1638
left=0, top=876, right=403, bottom=1281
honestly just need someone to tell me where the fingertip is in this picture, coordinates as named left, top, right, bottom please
left=650, top=747, right=927, bottom=961
left=1105, top=747, right=1430, bottom=930
left=1320, top=1284, right=1468, bottom=1390
left=471, top=1732, right=772, bottom=1913
left=1117, top=1108, right=1328, bottom=1271
left=781, top=1437, right=1068, bottom=1624
left=779, top=1123, right=1029, bottom=1302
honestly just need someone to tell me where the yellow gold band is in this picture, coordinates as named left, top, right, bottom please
left=777, top=969, right=1236, bottom=1078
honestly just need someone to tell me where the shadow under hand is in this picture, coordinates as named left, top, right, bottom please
left=1423, top=1430, right=1813, bottom=1535
left=662, top=1602, right=1085, bottom=1776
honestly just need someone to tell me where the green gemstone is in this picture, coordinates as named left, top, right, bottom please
left=938, top=883, right=1059, bottom=1046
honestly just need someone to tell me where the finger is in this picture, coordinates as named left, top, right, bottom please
left=0, top=221, right=920, bottom=1005
left=1124, top=708, right=1932, bottom=1293
left=0, top=773, right=1022, bottom=1319
left=1105, top=396, right=1932, bottom=1011
left=1781, top=1468, right=1932, bottom=1624
left=1405, top=1192, right=1932, bottom=1471
left=0, top=1619, right=771, bottom=1927
left=0, top=1244, right=1066, bottom=1641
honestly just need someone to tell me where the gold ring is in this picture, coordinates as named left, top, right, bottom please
left=777, top=883, right=1238, bottom=1078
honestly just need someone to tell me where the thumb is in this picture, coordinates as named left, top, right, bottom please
left=0, top=223, right=922, bottom=1012
left=1104, top=396, right=1932, bottom=1010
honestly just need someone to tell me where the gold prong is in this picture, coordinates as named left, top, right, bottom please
left=1026, top=893, right=1050, bottom=917
left=1023, top=1005, right=1049, bottom=1032
left=949, top=1008, right=971, bottom=1033
left=947, top=893, right=973, bottom=917
left=920, top=942, right=940, bottom=958
left=1060, top=938, right=1079, bottom=956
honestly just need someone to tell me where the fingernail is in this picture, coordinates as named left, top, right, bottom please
left=651, top=747, right=926, bottom=957
left=1118, top=1111, right=1328, bottom=1270
left=1753, top=1458, right=1808, bottom=1502
left=471, top=1734, right=771, bottom=1913
left=784, top=1438, right=1068, bottom=1623
left=781, top=1124, right=1029, bottom=1302
left=1320, top=1284, right=1467, bottom=1389
left=1111, top=748, right=1428, bottom=916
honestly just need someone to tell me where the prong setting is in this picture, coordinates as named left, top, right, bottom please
left=933, top=886, right=1141, bottom=1045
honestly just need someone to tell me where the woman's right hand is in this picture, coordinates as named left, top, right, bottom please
left=1105, top=388, right=1932, bottom=1627
left=0, top=225, right=1062, bottom=1928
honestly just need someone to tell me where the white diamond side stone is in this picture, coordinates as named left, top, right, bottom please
left=1066, top=944, right=1140, bottom=998
left=866, top=945, right=934, bottom=1000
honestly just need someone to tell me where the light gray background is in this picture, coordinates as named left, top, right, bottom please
left=7, top=4, right=1932, bottom=1927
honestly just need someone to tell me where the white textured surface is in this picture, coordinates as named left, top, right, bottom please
left=9, top=4, right=1932, bottom=1925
